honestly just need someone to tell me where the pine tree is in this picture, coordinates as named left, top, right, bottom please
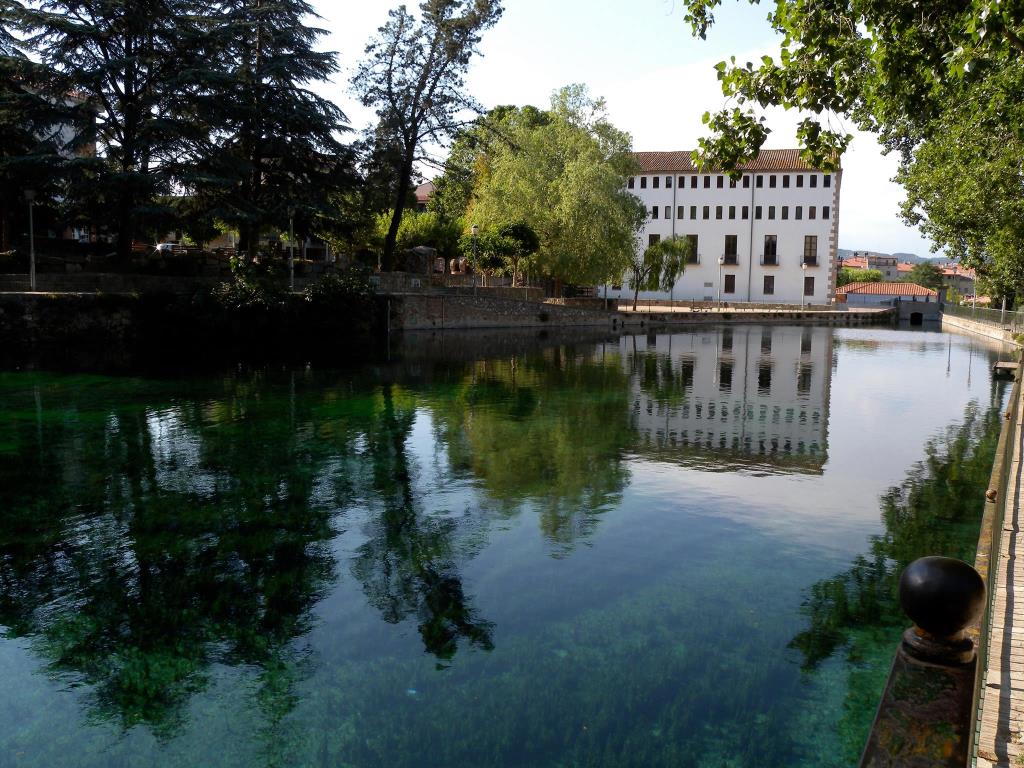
left=194, top=0, right=352, bottom=259
left=18, top=0, right=205, bottom=258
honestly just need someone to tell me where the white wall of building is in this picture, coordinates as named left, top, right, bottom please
left=605, top=165, right=841, bottom=305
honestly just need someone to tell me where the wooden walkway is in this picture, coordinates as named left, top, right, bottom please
left=978, top=389, right=1024, bottom=767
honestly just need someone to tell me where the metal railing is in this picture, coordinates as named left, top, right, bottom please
left=722, top=254, right=739, bottom=266
left=759, top=254, right=779, bottom=266
left=942, top=301, right=1024, bottom=334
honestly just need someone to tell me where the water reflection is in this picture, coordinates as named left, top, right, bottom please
left=0, top=326, right=1005, bottom=765
left=625, top=326, right=833, bottom=472
left=788, top=395, right=1004, bottom=764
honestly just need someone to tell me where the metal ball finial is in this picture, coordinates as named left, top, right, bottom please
left=899, top=556, right=985, bottom=664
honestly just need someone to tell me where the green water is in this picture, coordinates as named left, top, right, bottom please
left=0, top=325, right=1010, bottom=767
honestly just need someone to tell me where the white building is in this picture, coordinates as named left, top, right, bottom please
left=605, top=150, right=842, bottom=305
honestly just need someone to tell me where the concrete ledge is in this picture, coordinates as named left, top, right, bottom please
left=942, top=314, right=1021, bottom=346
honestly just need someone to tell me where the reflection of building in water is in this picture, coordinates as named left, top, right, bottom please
left=623, top=326, right=833, bottom=472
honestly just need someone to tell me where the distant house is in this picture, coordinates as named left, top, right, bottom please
left=837, top=281, right=941, bottom=322
left=414, top=181, right=436, bottom=212
left=939, top=265, right=976, bottom=296
left=839, top=252, right=899, bottom=279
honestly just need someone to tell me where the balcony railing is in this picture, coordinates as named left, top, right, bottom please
left=760, top=254, right=779, bottom=266
left=722, top=254, right=739, bottom=266
left=802, top=257, right=819, bottom=267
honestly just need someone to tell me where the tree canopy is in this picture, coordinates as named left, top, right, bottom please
left=352, top=0, right=503, bottom=271
left=467, top=86, right=646, bottom=286
left=681, top=0, right=1024, bottom=289
left=623, top=236, right=691, bottom=310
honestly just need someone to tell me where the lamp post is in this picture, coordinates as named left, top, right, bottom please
left=288, top=207, right=295, bottom=292
left=24, top=190, right=36, bottom=291
left=801, top=261, right=808, bottom=309
left=471, top=224, right=479, bottom=293
left=717, top=255, right=724, bottom=307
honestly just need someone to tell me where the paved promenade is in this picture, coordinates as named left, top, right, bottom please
left=978, top=378, right=1024, bottom=767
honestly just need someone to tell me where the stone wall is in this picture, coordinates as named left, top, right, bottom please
left=941, top=313, right=1021, bottom=345
left=389, top=294, right=622, bottom=331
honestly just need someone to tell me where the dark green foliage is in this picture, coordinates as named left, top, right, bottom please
left=210, top=259, right=288, bottom=311
left=837, top=268, right=883, bottom=287
left=190, top=0, right=355, bottom=258
left=906, top=262, right=945, bottom=291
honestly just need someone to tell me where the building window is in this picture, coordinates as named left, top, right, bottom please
left=763, top=275, right=775, bottom=295
left=653, top=176, right=660, bottom=189
left=724, top=235, right=738, bottom=262
left=803, top=235, right=818, bottom=265
left=628, top=177, right=634, bottom=189
left=801, top=329, right=812, bottom=353
left=652, top=206, right=659, bottom=219
left=798, top=363, right=812, bottom=394
left=703, top=205, right=710, bottom=220
left=691, top=175, right=698, bottom=188
left=722, top=328, right=733, bottom=352
left=743, top=176, right=750, bottom=189
left=756, top=175, right=764, bottom=188
left=640, top=177, right=647, bottom=189
left=810, top=175, right=817, bottom=188
left=808, top=206, right=816, bottom=220
left=690, top=205, right=697, bottom=219
left=804, top=275, right=815, bottom=296
left=704, top=176, right=711, bottom=188
left=686, top=234, right=699, bottom=263
left=729, top=178, right=737, bottom=188
left=783, top=175, right=790, bottom=188
left=717, top=176, right=724, bottom=188
left=755, top=205, right=762, bottom=220
left=715, top=205, right=723, bottom=220
left=768, top=205, right=776, bottom=219
left=796, top=174, right=804, bottom=188
left=664, top=206, right=671, bottom=219
left=769, top=175, right=777, bottom=188
left=724, top=274, right=736, bottom=294
left=665, top=175, right=672, bottom=188
left=823, top=174, right=831, bottom=187
left=649, top=234, right=661, bottom=246
left=763, top=235, right=777, bottom=264
left=742, top=205, right=749, bottom=220
left=728, top=205, right=736, bottom=220
left=795, top=206, right=802, bottom=220
left=781, top=206, right=789, bottom=220
left=823, top=206, right=830, bottom=219
left=758, top=363, right=772, bottom=394
left=677, top=205, right=685, bottom=219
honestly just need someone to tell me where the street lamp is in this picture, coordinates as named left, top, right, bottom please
left=471, top=224, right=479, bottom=292
left=717, top=255, right=725, bottom=307
left=24, top=190, right=36, bottom=291
left=801, top=261, right=808, bottom=309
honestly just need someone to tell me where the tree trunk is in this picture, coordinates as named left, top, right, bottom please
left=383, top=151, right=416, bottom=272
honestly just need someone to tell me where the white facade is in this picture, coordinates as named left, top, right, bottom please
left=605, top=151, right=842, bottom=305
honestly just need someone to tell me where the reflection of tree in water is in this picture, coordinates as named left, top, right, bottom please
left=0, top=374, right=345, bottom=737
left=351, top=383, right=494, bottom=664
left=427, top=346, right=634, bottom=552
left=787, top=400, right=1003, bottom=760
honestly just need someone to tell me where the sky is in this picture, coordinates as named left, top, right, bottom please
left=311, top=0, right=935, bottom=257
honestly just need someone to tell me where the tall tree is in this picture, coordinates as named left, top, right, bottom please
left=0, top=3, right=68, bottom=251
left=906, top=262, right=945, bottom=292
left=470, top=86, right=647, bottom=288
left=193, top=0, right=353, bottom=258
left=623, top=236, right=691, bottom=311
left=352, top=0, right=503, bottom=271
left=18, top=0, right=204, bottom=258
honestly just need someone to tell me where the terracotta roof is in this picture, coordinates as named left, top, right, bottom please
left=633, top=149, right=829, bottom=173
left=415, top=181, right=436, bottom=202
left=897, top=263, right=914, bottom=273
left=840, top=257, right=869, bottom=270
left=838, top=282, right=938, bottom=297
